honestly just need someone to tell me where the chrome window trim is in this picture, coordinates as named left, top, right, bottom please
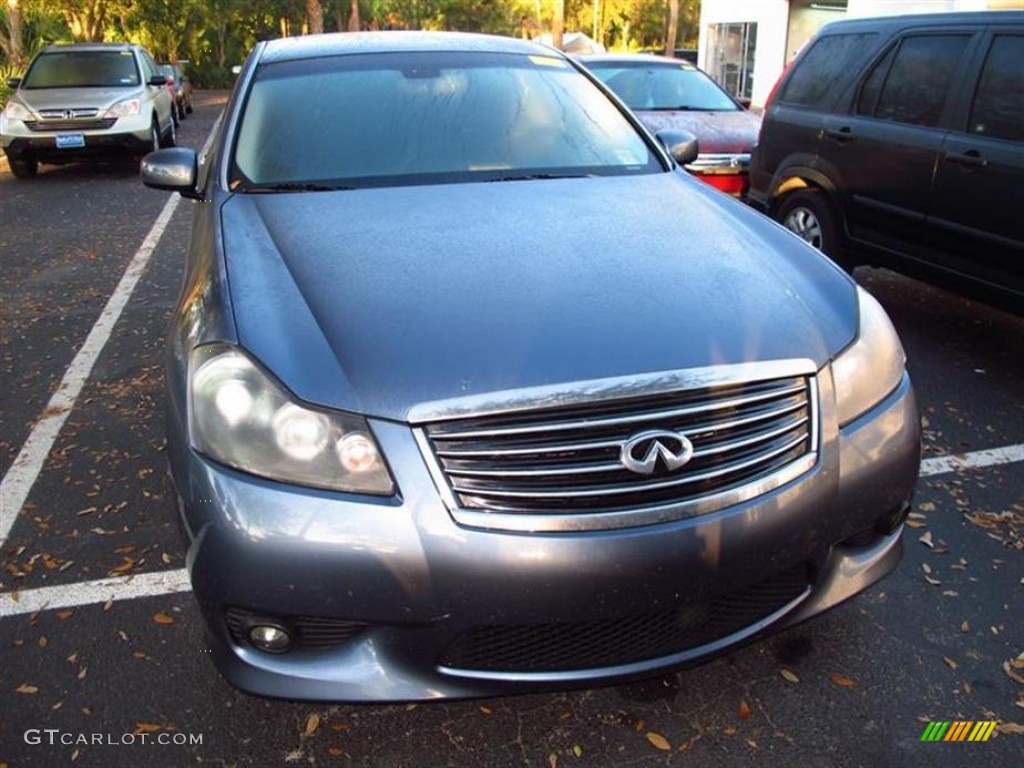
left=412, top=359, right=821, bottom=533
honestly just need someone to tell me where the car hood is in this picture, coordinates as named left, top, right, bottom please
left=220, top=173, right=855, bottom=421
left=634, top=110, right=761, bottom=155
left=16, top=87, right=142, bottom=112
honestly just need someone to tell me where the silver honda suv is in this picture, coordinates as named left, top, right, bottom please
left=1, top=42, right=176, bottom=178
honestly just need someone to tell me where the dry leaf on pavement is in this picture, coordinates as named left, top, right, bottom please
left=829, top=674, right=856, bottom=689
left=780, top=668, right=800, bottom=684
left=739, top=700, right=752, bottom=720
left=646, top=732, right=671, bottom=751
left=152, top=613, right=174, bottom=625
left=304, top=714, right=320, bottom=737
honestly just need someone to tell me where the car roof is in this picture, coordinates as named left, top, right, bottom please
left=578, top=53, right=704, bottom=68
left=817, top=9, right=1023, bottom=35
left=42, top=42, right=139, bottom=53
left=259, top=31, right=561, bottom=64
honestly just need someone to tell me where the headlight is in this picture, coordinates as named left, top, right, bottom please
left=3, top=100, right=32, bottom=120
left=188, top=345, right=395, bottom=495
left=105, top=98, right=141, bottom=117
left=832, top=287, right=906, bottom=426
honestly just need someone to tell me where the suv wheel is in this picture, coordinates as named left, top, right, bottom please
left=9, top=157, right=38, bottom=179
left=161, top=114, right=177, bottom=148
left=177, top=99, right=187, bottom=121
left=776, top=190, right=855, bottom=271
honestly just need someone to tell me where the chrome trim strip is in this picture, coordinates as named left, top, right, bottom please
left=449, top=452, right=817, bottom=532
left=452, top=433, right=808, bottom=498
left=408, top=359, right=817, bottom=424
left=428, top=383, right=806, bottom=439
left=442, top=416, right=809, bottom=480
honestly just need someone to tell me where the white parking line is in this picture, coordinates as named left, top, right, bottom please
left=0, top=193, right=180, bottom=547
left=1, top=442, right=1022, bottom=619
left=919, top=444, right=1024, bottom=477
left=0, top=569, right=190, bottom=618
left=0, top=120, right=221, bottom=548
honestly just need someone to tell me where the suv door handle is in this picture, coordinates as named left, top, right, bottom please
left=944, top=149, right=987, bottom=168
left=825, top=127, right=855, bottom=143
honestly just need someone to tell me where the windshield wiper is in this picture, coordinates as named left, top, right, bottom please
left=646, top=105, right=720, bottom=112
left=241, top=182, right=355, bottom=193
left=484, top=173, right=594, bottom=182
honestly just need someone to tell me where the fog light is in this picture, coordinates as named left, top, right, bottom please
left=248, top=624, right=293, bottom=653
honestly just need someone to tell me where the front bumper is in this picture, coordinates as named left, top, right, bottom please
left=2, top=114, right=153, bottom=164
left=171, top=373, right=919, bottom=701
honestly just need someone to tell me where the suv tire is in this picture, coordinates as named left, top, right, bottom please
left=161, top=114, right=176, bottom=148
left=776, top=190, right=854, bottom=271
left=9, top=157, right=38, bottom=179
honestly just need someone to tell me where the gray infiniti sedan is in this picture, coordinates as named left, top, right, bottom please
left=141, top=32, right=920, bottom=702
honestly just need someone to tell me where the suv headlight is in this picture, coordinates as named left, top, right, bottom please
left=832, top=287, right=906, bottom=426
left=188, top=345, right=395, bottom=495
left=105, top=98, right=141, bottom=117
left=3, top=100, right=32, bottom=120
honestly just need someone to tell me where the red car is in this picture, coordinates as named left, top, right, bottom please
left=581, top=54, right=761, bottom=197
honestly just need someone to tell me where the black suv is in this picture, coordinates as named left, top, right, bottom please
left=749, top=11, right=1023, bottom=312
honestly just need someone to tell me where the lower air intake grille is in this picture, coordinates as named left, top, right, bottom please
left=225, top=608, right=366, bottom=650
left=440, top=565, right=810, bottom=672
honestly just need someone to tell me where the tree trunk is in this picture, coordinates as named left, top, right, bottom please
left=348, top=0, right=360, bottom=32
left=306, top=0, right=323, bottom=35
left=666, top=0, right=679, bottom=58
left=3, top=0, right=23, bottom=66
left=552, top=0, right=564, bottom=50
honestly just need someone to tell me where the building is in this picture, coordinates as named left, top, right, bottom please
left=697, top=0, right=1024, bottom=108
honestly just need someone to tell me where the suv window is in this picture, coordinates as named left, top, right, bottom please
left=969, top=34, right=1024, bottom=142
left=859, top=35, right=970, bottom=127
left=778, top=33, right=878, bottom=108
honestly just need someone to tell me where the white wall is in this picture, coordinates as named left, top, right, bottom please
left=847, top=0, right=993, bottom=16
left=698, top=0, right=791, bottom=108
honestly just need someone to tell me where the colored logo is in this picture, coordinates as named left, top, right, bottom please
left=920, top=720, right=996, bottom=742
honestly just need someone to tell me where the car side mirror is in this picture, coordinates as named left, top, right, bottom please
left=141, top=147, right=201, bottom=199
left=148, top=74, right=168, bottom=87
left=6, top=77, right=20, bottom=88
left=655, top=130, right=700, bottom=166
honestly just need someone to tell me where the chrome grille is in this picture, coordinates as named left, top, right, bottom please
left=24, top=118, right=116, bottom=132
left=418, top=366, right=818, bottom=531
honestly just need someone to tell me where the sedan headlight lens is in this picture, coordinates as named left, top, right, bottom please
left=832, top=287, right=906, bottom=426
left=3, top=100, right=32, bottom=120
left=105, top=98, right=141, bottom=117
left=189, top=345, right=394, bottom=495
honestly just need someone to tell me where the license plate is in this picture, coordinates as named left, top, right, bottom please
left=55, top=133, right=85, bottom=149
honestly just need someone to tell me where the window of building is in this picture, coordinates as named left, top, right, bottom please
left=707, top=22, right=757, bottom=101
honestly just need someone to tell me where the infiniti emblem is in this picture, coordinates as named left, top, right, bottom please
left=620, top=430, right=694, bottom=475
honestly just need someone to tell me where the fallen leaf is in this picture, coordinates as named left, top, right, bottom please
left=919, top=531, right=934, bottom=548
left=925, top=576, right=942, bottom=586
left=103, top=599, right=113, bottom=611
left=77, top=667, right=87, bottom=680
left=52, top=700, right=63, bottom=710
left=943, top=657, right=958, bottom=670
left=996, top=722, right=1024, bottom=735
left=739, top=700, right=752, bottom=720
left=724, top=726, right=738, bottom=736
left=56, top=610, right=74, bottom=620
left=134, top=723, right=162, bottom=733
left=328, top=747, right=344, bottom=757
left=918, top=502, right=936, bottom=512
left=548, top=753, right=558, bottom=768
left=304, top=713, right=320, bottom=737
left=780, top=668, right=800, bottom=684
left=922, top=563, right=932, bottom=575
left=16, top=683, right=39, bottom=694
left=161, top=553, right=172, bottom=565
left=38, top=636, right=48, bottom=648
left=152, top=613, right=174, bottom=625
left=829, top=674, right=856, bottom=689
left=961, top=620, right=970, bottom=632
left=479, top=705, right=492, bottom=715
left=646, top=732, right=671, bottom=751
left=1004, top=661, right=1024, bottom=686
left=572, top=744, right=583, bottom=758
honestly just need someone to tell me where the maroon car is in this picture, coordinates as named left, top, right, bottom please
left=581, top=54, right=761, bottom=197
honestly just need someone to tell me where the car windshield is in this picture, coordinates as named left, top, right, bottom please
left=230, top=51, right=662, bottom=190
left=22, top=50, right=140, bottom=88
left=588, top=61, right=738, bottom=112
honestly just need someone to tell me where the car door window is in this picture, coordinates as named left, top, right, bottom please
left=865, top=35, right=970, bottom=127
left=778, top=33, right=878, bottom=108
left=968, top=34, right=1024, bottom=142
left=855, top=45, right=896, bottom=116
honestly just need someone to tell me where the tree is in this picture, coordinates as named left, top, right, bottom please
left=348, top=0, right=359, bottom=30
left=665, top=0, right=677, bottom=56
left=1, top=0, right=24, bottom=65
left=306, top=0, right=322, bottom=33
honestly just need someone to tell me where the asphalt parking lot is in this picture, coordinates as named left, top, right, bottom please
left=1, top=92, right=1021, bottom=768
